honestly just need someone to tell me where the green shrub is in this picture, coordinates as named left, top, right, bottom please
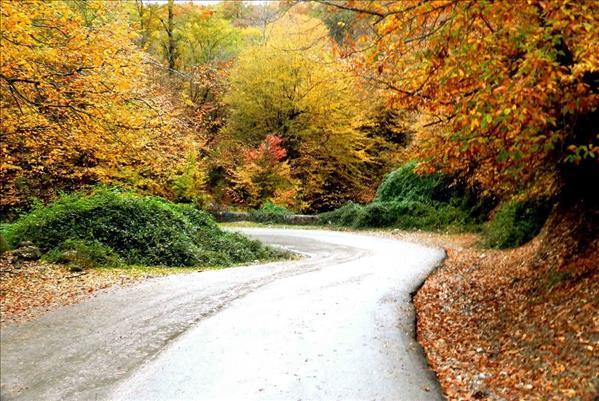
left=2, top=188, right=286, bottom=267
left=319, top=161, right=489, bottom=231
left=248, top=202, right=292, bottom=224
left=354, top=202, right=396, bottom=228
left=260, top=202, right=291, bottom=215
left=318, top=202, right=364, bottom=226
left=375, top=161, right=454, bottom=203
left=172, top=203, right=219, bottom=231
left=45, top=239, right=123, bottom=268
left=392, top=201, right=471, bottom=230
left=333, top=200, right=472, bottom=230
left=484, top=199, right=551, bottom=248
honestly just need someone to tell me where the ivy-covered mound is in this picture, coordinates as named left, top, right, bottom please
left=1, top=188, right=286, bottom=267
left=319, top=161, right=493, bottom=231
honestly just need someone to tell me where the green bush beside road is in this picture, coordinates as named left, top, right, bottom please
left=1, top=188, right=287, bottom=268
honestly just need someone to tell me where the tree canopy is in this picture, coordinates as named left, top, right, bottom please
left=323, top=0, right=598, bottom=200
left=0, top=1, right=200, bottom=210
left=220, top=14, right=376, bottom=210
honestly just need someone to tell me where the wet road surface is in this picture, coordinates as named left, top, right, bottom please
left=1, top=228, right=445, bottom=401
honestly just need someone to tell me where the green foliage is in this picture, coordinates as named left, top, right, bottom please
left=259, top=202, right=291, bottom=215
left=389, top=201, right=472, bottom=230
left=484, top=199, right=551, bottom=248
left=320, top=200, right=473, bottom=231
left=354, top=203, right=396, bottom=228
left=171, top=151, right=208, bottom=206
left=314, top=7, right=360, bottom=45
left=176, top=11, right=243, bottom=66
left=248, top=202, right=292, bottom=224
left=375, top=161, right=455, bottom=204
left=2, top=188, right=285, bottom=267
left=319, top=202, right=363, bottom=227
left=44, top=240, right=123, bottom=269
left=320, top=162, right=490, bottom=231
left=173, top=202, right=219, bottom=231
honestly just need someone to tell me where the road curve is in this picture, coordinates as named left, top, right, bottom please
left=0, top=228, right=445, bottom=401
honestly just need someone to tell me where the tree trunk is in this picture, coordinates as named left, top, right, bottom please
left=167, top=0, right=176, bottom=73
left=135, top=0, right=146, bottom=47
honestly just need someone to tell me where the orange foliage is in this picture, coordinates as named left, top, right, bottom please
left=230, top=135, right=298, bottom=208
left=332, top=0, right=599, bottom=197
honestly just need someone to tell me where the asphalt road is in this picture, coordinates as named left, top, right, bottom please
left=0, top=228, right=445, bottom=401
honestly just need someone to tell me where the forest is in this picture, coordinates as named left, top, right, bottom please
left=2, top=0, right=597, bottom=265
left=0, top=1, right=598, bottom=400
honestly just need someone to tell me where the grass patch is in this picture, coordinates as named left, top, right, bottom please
left=1, top=188, right=288, bottom=268
left=219, top=222, right=316, bottom=230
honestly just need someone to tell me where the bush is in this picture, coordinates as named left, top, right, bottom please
left=248, top=202, right=292, bottom=224
left=375, top=161, right=454, bottom=203
left=354, top=202, right=396, bottom=228
left=318, top=202, right=364, bottom=226
left=2, top=188, right=286, bottom=267
left=319, top=161, right=489, bottom=231
left=44, top=239, right=123, bottom=268
left=484, top=199, right=552, bottom=248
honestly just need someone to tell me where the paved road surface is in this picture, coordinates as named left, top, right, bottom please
left=0, top=228, right=445, bottom=401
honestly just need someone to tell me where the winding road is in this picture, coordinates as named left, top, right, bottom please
left=1, top=228, right=445, bottom=401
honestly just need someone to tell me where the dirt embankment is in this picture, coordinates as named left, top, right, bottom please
left=400, top=231, right=598, bottom=400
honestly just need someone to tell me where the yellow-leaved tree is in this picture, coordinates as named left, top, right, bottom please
left=219, top=13, right=373, bottom=211
left=0, top=0, right=204, bottom=212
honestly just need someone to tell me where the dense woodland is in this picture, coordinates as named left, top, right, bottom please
left=1, top=2, right=598, bottom=399
left=1, top=0, right=408, bottom=214
left=1, top=1, right=598, bottom=265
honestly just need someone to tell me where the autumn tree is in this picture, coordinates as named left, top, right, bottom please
left=130, top=2, right=257, bottom=137
left=311, top=3, right=365, bottom=45
left=219, top=14, right=377, bottom=211
left=132, top=1, right=254, bottom=69
left=0, top=1, right=202, bottom=212
left=320, top=0, right=598, bottom=267
left=230, top=135, right=297, bottom=208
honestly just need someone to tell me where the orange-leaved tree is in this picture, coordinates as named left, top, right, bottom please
left=320, top=0, right=598, bottom=267
left=230, top=135, right=298, bottom=208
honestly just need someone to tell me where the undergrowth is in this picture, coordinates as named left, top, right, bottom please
left=248, top=201, right=292, bottom=224
left=484, top=199, right=551, bottom=248
left=319, top=161, right=492, bottom=231
left=1, top=188, right=287, bottom=268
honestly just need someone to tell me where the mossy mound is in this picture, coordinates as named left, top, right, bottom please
left=1, top=188, right=285, bottom=267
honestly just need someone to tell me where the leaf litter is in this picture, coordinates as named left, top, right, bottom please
left=396, top=231, right=599, bottom=400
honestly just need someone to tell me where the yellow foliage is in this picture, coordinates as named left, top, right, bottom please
left=0, top=1, right=203, bottom=210
left=221, top=13, right=373, bottom=211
